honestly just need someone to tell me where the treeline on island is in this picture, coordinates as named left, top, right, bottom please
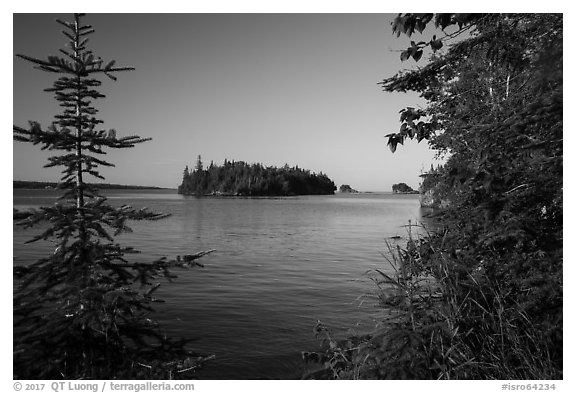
left=178, top=156, right=337, bottom=196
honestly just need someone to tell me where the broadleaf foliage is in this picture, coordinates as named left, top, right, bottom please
left=306, top=13, right=562, bottom=380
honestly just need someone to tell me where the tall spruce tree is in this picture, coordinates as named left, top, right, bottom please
left=13, top=14, right=213, bottom=379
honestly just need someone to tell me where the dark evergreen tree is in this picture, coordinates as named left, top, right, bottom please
left=13, top=14, right=213, bottom=379
left=194, top=155, right=203, bottom=172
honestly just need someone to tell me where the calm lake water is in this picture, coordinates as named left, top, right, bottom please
left=13, top=189, right=430, bottom=379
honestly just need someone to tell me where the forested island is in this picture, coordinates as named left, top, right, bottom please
left=178, top=156, right=336, bottom=196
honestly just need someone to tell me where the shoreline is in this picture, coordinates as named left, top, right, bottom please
left=13, top=180, right=168, bottom=190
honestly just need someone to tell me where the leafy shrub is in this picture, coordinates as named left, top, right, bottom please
left=305, top=223, right=561, bottom=379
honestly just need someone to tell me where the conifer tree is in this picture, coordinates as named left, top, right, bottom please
left=194, top=155, right=203, bottom=172
left=13, top=13, right=212, bottom=379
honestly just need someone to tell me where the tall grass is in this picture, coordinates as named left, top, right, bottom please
left=303, top=222, right=561, bottom=379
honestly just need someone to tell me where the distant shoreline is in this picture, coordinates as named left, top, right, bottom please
left=13, top=180, right=168, bottom=190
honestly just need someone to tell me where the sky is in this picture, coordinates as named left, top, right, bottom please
left=12, top=13, right=443, bottom=192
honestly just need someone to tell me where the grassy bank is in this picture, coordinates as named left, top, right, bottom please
left=304, top=219, right=562, bottom=379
